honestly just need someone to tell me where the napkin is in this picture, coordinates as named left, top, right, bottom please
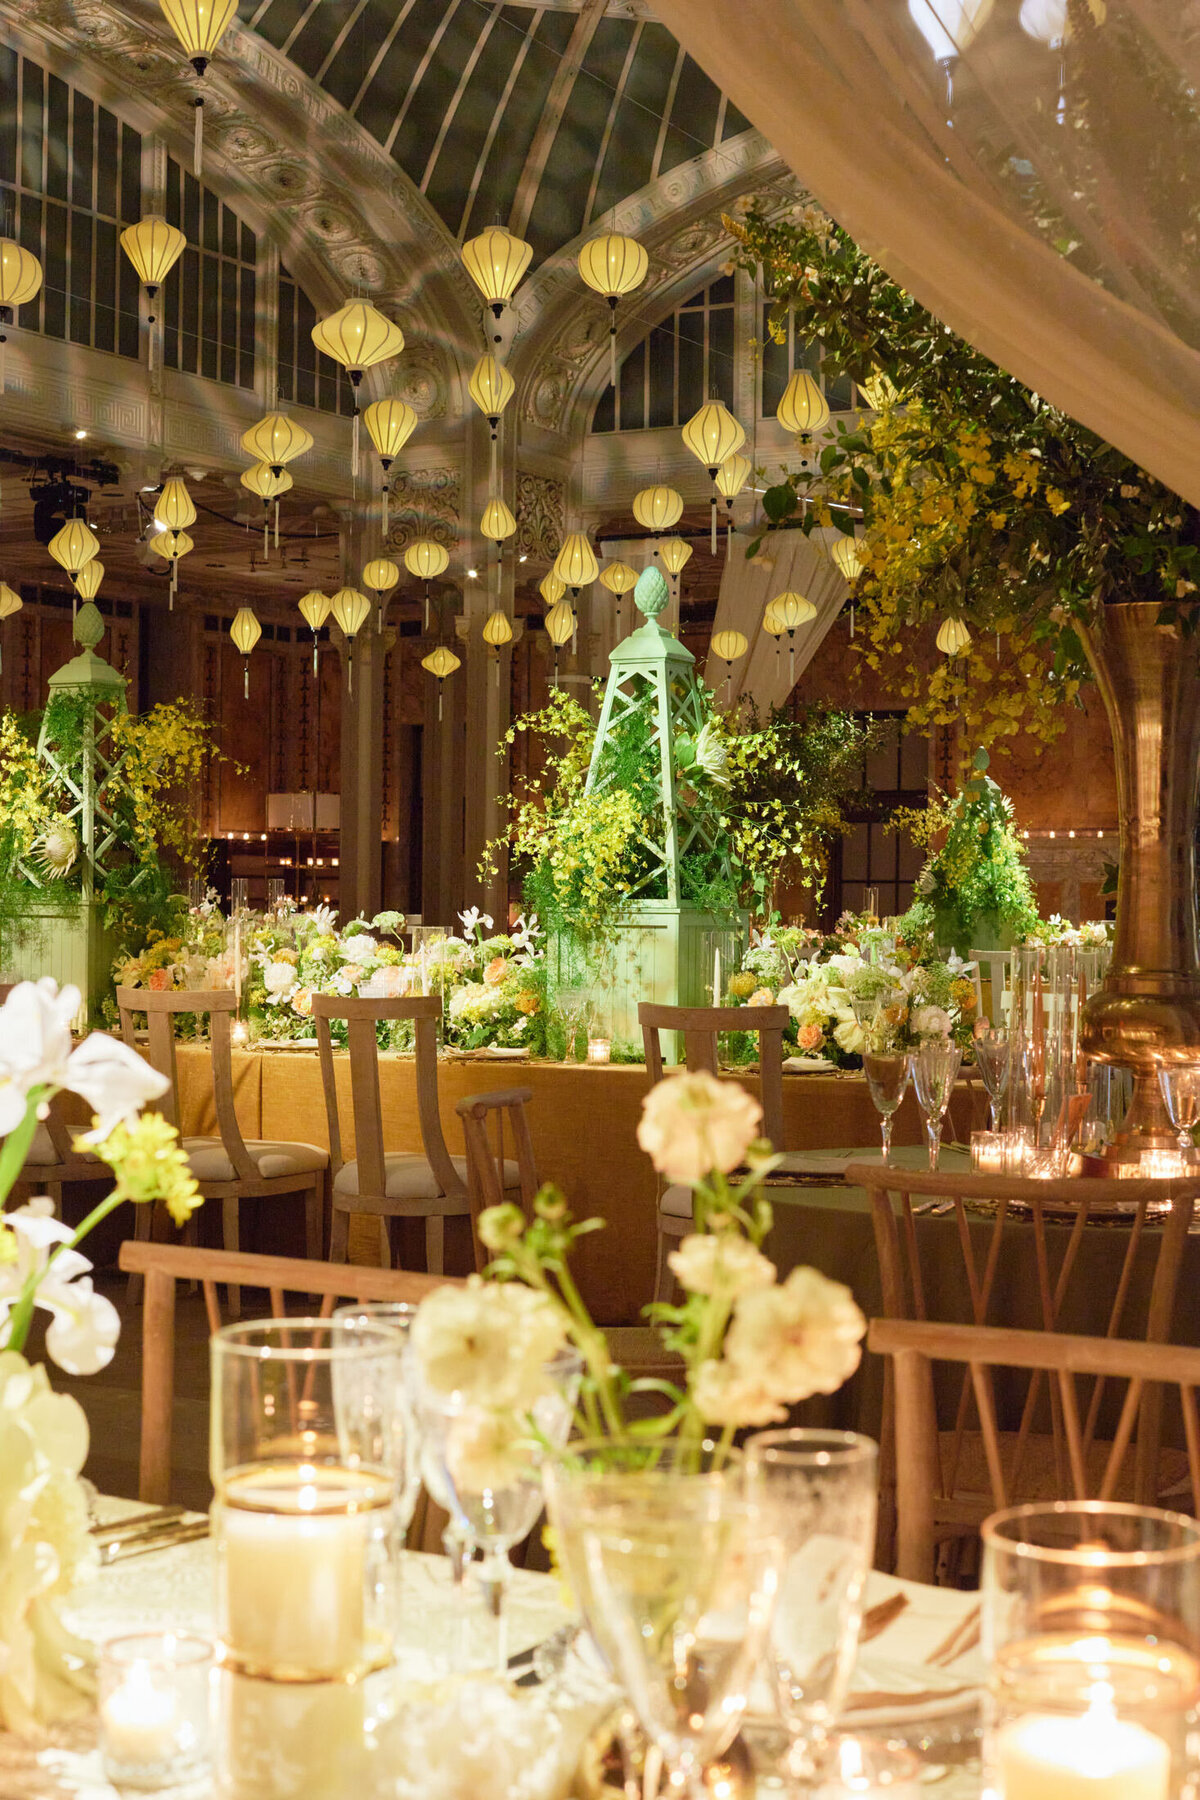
left=783, top=1056, right=837, bottom=1073
left=847, top=1572, right=982, bottom=1715
left=770, top=1152, right=855, bottom=1178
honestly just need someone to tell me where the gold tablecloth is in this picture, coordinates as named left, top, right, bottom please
left=174, top=1046, right=986, bottom=1323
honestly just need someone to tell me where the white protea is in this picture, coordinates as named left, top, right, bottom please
left=694, top=720, right=731, bottom=788
left=32, top=820, right=79, bottom=878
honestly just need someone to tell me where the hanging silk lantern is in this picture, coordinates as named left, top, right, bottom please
left=404, top=537, right=449, bottom=633
left=311, top=300, right=405, bottom=477
left=552, top=532, right=598, bottom=594
left=362, top=557, right=400, bottom=630
left=362, top=398, right=418, bottom=533
left=467, top=354, right=515, bottom=483
left=715, top=452, right=752, bottom=547
left=461, top=227, right=532, bottom=341
left=830, top=535, right=863, bottom=581
left=148, top=526, right=193, bottom=609
left=710, top=628, right=748, bottom=705
left=544, top=598, right=575, bottom=687
left=422, top=644, right=461, bottom=720
left=768, top=590, right=817, bottom=685
left=120, top=217, right=186, bottom=373
left=859, top=368, right=899, bottom=411
left=936, top=615, right=972, bottom=657
left=240, top=461, right=292, bottom=555
left=659, top=536, right=692, bottom=577
left=777, top=369, right=830, bottom=441
left=577, top=233, right=648, bottom=387
left=298, top=589, right=332, bottom=676
left=0, top=580, right=21, bottom=676
left=908, top=0, right=994, bottom=62
left=682, top=401, right=746, bottom=553
left=330, top=586, right=372, bottom=695
left=482, top=608, right=513, bottom=689
left=229, top=604, right=261, bottom=699
left=1019, top=0, right=1104, bottom=45
left=154, top=475, right=196, bottom=532
left=632, top=485, right=683, bottom=534
left=157, top=0, right=238, bottom=174
left=599, top=560, right=638, bottom=636
left=539, top=570, right=567, bottom=608
left=73, top=560, right=104, bottom=601
left=480, top=497, right=517, bottom=547
left=240, top=411, right=313, bottom=476
left=0, top=239, right=43, bottom=395
left=48, top=518, right=99, bottom=612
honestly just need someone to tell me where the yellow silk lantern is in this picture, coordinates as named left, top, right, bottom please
left=0, top=239, right=43, bottom=390
left=577, top=233, right=648, bottom=386
left=363, top=399, right=418, bottom=532
left=553, top=532, right=599, bottom=592
left=229, top=604, right=261, bottom=698
left=683, top=401, right=746, bottom=552
left=539, top=571, right=567, bottom=607
left=154, top=475, right=196, bottom=532
left=297, top=589, right=331, bottom=675
left=461, top=227, right=532, bottom=338
left=422, top=644, right=461, bottom=719
left=73, top=560, right=104, bottom=601
left=331, top=586, right=372, bottom=696
left=240, top=411, right=313, bottom=473
left=777, top=369, right=829, bottom=439
left=632, top=485, right=683, bottom=533
left=0, top=579, right=21, bottom=675
left=936, top=615, right=972, bottom=657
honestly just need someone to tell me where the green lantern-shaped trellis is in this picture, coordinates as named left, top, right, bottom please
left=552, top=566, right=745, bottom=1057
left=4, top=604, right=140, bottom=1022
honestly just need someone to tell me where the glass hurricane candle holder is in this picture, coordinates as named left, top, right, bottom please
left=981, top=1501, right=1200, bottom=1800
left=210, top=1318, right=407, bottom=1682
left=971, top=1129, right=1005, bottom=1174
left=100, top=1631, right=214, bottom=1790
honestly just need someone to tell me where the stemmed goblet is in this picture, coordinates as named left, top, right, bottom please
left=1158, top=1066, right=1200, bottom=1156
left=745, top=1429, right=878, bottom=1785
left=912, top=1038, right=962, bottom=1170
left=973, top=1024, right=1010, bottom=1130
left=862, top=1049, right=911, bottom=1165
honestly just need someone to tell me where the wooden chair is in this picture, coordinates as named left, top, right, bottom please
left=116, top=988, right=328, bottom=1314
left=455, top=1087, right=539, bottom=1273
left=640, top=1003, right=790, bottom=1300
left=118, top=1239, right=457, bottom=1505
left=853, top=1161, right=1200, bottom=1568
left=870, top=1316, right=1200, bottom=1581
left=11, top=1091, right=107, bottom=1204
left=313, top=994, right=479, bottom=1275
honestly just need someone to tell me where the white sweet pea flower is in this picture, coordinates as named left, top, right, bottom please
left=0, top=1201, right=121, bottom=1376
left=637, top=1071, right=762, bottom=1185
left=668, top=1233, right=776, bottom=1300
left=944, top=951, right=977, bottom=977
left=510, top=913, right=542, bottom=953
left=306, top=904, right=338, bottom=937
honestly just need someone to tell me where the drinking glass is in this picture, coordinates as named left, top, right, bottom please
left=981, top=1502, right=1200, bottom=1800
left=332, top=1302, right=422, bottom=1541
left=210, top=1319, right=405, bottom=1682
left=973, top=1025, right=1011, bottom=1130
left=579, top=1461, right=781, bottom=1800
left=745, top=1430, right=878, bottom=1784
left=912, top=1040, right=962, bottom=1170
left=862, top=1049, right=910, bottom=1164
left=1158, top=1066, right=1200, bottom=1154
left=414, top=1346, right=582, bottom=1672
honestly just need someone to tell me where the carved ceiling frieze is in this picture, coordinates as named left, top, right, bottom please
left=514, top=475, right=566, bottom=564
left=384, top=468, right=462, bottom=554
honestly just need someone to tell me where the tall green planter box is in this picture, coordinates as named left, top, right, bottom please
left=0, top=902, right=117, bottom=1028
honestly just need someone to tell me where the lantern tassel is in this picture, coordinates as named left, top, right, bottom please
left=490, top=434, right=497, bottom=489
left=262, top=514, right=268, bottom=558
left=710, top=493, right=717, bottom=556
left=243, top=657, right=249, bottom=700
left=382, top=482, right=388, bottom=536
left=610, top=322, right=617, bottom=389
left=424, top=587, right=430, bottom=633
left=850, top=603, right=855, bottom=639
left=352, top=410, right=360, bottom=480
left=347, top=648, right=353, bottom=696
left=312, top=638, right=318, bottom=679
left=274, top=499, right=280, bottom=549
left=789, top=641, right=795, bottom=685
left=0, top=337, right=6, bottom=399
left=438, top=682, right=444, bottom=722
left=195, top=97, right=205, bottom=177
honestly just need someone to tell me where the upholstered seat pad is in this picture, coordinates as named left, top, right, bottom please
left=333, top=1153, right=519, bottom=1203
left=24, top=1124, right=99, bottom=1168
left=183, top=1136, right=328, bottom=1183
left=660, top=1184, right=695, bottom=1220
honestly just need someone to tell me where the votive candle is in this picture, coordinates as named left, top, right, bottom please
left=996, top=1702, right=1170, bottom=1800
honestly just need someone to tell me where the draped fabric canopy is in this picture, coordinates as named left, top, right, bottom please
left=650, top=0, right=1200, bottom=508
left=704, top=530, right=848, bottom=710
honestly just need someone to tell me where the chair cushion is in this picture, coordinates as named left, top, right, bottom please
left=183, top=1136, right=328, bottom=1183
left=23, top=1125, right=99, bottom=1169
left=660, top=1184, right=695, bottom=1221
left=333, top=1153, right=520, bottom=1203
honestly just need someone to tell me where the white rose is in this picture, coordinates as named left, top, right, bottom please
left=262, top=962, right=296, bottom=1002
left=833, top=1017, right=866, bottom=1055
left=691, top=1358, right=787, bottom=1427
left=725, top=1266, right=865, bottom=1405
left=340, top=934, right=378, bottom=966
left=637, top=1071, right=763, bottom=1184
left=412, top=1279, right=566, bottom=1410
left=668, top=1233, right=776, bottom=1300
left=912, top=1005, right=953, bottom=1038
left=826, top=953, right=864, bottom=975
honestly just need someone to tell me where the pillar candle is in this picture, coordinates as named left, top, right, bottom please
left=997, top=1709, right=1170, bottom=1800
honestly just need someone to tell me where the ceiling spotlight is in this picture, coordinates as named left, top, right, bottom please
left=73, top=428, right=87, bottom=440
left=518, top=554, right=527, bottom=563
left=467, top=567, right=479, bottom=579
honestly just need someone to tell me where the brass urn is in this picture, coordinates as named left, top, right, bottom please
left=1079, top=602, right=1200, bottom=1148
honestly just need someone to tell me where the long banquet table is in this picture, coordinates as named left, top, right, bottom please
left=173, top=1046, right=988, bottom=1324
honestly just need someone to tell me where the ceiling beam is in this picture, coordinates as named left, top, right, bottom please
left=508, top=0, right=608, bottom=243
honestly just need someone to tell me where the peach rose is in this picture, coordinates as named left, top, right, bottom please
left=291, top=988, right=313, bottom=1018
left=483, top=956, right=510, bottom=987
left=147, top=968, right=172, bottom=992
left=795, top=1022, right=824, bottom=1053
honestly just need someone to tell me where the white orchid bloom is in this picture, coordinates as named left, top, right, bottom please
left=458, top=908, right=493, bottom=938
left=944, top=950, right=978, bottom=978
left=307, top=904, right=338, bottom=937
left=0, top=981, right=167, bottom=1140
left=510, top=913, right=542, bottom=953
left=0, top=1201, right=120, bottom=1376
left=66, top=1034, right=169, bottom=1140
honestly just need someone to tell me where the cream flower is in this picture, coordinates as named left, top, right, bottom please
left=668, top=1233, right=775, bottom=1300
left=833, top=1017, right=866, bottom=1055
left=725, top=1266, right=865, bottom=1404
left=411, top=1278, right=567, bottom=1410
left=912, top=1005, right=953, bottom=1038
left=444, top=1406, right=536, bottom=1496
left=0, top=1201, right=121, bottom=1376
left=0, top=982, right=168, bottom=1139
left=261, top=961, right=298, bottom=1005
left=637, top=1071, right=762, bottom=1185
left=691, top=1357, right=787, bottom=1427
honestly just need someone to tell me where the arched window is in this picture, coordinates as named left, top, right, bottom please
left=0, top=47, right=142, bottom=357
left=592, top=277, right=735, bottom=433
left=161, top=158, right=256, bottom=389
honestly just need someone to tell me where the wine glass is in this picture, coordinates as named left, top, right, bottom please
left=862, top=1049, right=911, bottom=1164
left=415, top=1346, right=582, bottom=1673
left=1159, top=1066, right=1200, bottom=1154
left=744, top=1429, right=878, bottom=1784
left=973, top=1025, right=1010, bottom=1130
left=912, top=1039, right=962, bottom=1170
left=332, top=1302, right=422, bottom=1540
left=579, top=1462, right=781, bottom=1800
